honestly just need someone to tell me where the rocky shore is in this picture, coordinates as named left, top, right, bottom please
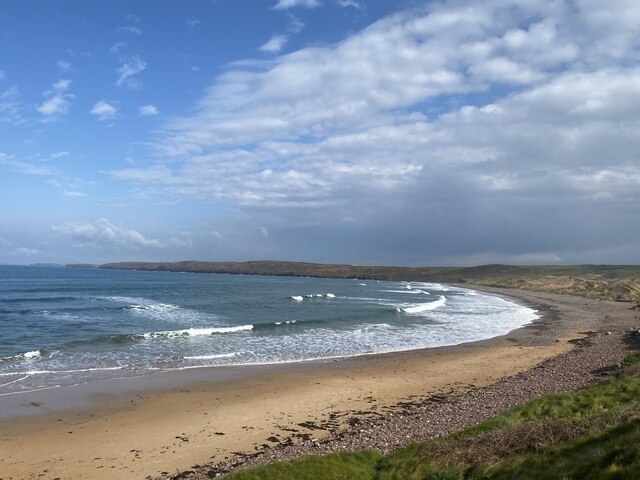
left=157, top=289, right=640, bottom=479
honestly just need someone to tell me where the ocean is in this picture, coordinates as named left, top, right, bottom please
left=0, top=265, right=538, bottom=395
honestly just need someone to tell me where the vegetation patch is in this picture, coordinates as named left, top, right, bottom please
left=622, top=353, right=640, bottom=367
left=223, top=451, right=381, bottom=480
left=225, top=371, right=640, bottom=480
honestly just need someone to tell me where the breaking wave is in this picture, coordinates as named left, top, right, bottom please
left=290, top=293, right=335, bottom=301
left=142, top=325, right=253, bottom=338
left=397, top=295, right=447, bottom=314
left=0, top=350, right=42, bottom=364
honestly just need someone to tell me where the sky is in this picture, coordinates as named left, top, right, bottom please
left=1, top=0, right=639, bottom=266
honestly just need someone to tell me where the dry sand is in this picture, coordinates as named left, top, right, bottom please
left=1, top=287, right=638, bottom=480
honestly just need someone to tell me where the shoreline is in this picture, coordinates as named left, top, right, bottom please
left=1, top=287, right=637, bottom=479
left=0, top=284, right=538, bottom=420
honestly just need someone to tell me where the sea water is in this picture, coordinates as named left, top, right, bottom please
left=0, top=265, right=538, bottom=395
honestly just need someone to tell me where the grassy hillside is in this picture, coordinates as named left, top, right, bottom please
left=220, top=356, right=640, bottom=480
left=100, top=261, right=640, bottom=302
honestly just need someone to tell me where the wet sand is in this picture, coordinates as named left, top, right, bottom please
left=1, top=287, right=637, bottom=480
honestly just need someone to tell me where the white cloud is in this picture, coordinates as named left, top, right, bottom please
left=63, top=191, right=87, bottom=197
left=0, top=236, right=11, bottom=246
left=66, top=48, right=92, bottom=58
left=37, top=79, right=73, bottom=119
left=115, top=55, right=146, bottom=88
left=0, top=151, right=94, bottom=206
left=14, top=247, right=40, bottom=256
left=260, top=226, right=269, bottom=237
left=0, top=85, right=22, bottom=124
left=112, top=0, right=640, bottom=263
left=110, top=42, right=127, bottom=54
left=151, top=1, right=640, bottom=160
left=0, top=152, right=56, bottom=176
left=273, top=0, right=320, bottom=9
left=117, top=26, right=142, bottom=35
left=259, top=15, right=305, bottom=55
left=168, top=236, right=193, bottom=248
left=52, top=218, right=164, bottom=249
left=53, top=79, right=71, bottom=91
left=37, top=95, right=70, bottom=116
left=259, top=34, right=288, bottom=54
left=40, top=151, right=70, bottom=162
left=90, top=100, right=118, bottom=120
left=139, top=104, right=159, bottom=116
left=336, top=0, right=362, bottom=9
left=0, top=70, right=5, bottom=80
left=186, top=18, right=201, bottom=27
left=57, top=60, right=72, bottom=72
left=287, top=15, right=305, bottom=34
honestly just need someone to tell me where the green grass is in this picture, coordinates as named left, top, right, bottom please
left=223, top=451, right=382, bottom=480
left=461, top=373, right=640, bottom=435
left=622, top=353, right=640, bottom=367
left=485, top=419, right=640, bottom=480
left=222, top=372, right=640, bottom=480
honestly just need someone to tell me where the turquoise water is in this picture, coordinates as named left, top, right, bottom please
left=0, top=265, right=538, bottom=394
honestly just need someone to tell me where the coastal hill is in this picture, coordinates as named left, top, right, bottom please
left=100, top=261, right=640, bottom=303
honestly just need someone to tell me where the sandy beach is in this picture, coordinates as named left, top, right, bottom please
left=1, top=287, right=638, bottom=480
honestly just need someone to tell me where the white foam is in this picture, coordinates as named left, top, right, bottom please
left=0, top=375, right=28, bottom=387
left=379, top=289, right=430, bottom=295
left=183, top=352, right=239, bottom=360
left=129, top=303, right=178, bottom=311
left=290, top=296, right=304, bottom=302
left=398, top=295, right=447, bottom=314
left=301, top=293, right=335, bottom=299
left=1, top=350, right=42, bottom=363
left=354, top=323, right=392, bottom=333
left=143, top=325, right=253, bottom=338
left=410, top=282, right=450, bottom=291
left=100, top=296, right=178, bottom=309
left=358, top=283, right=367, bottom=286
left=0, top=366, right=124, bottom=377
left=275, top=320, right=297, bottom=325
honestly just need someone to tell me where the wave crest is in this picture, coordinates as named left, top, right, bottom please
left=397, top=295, right=447, bottom=314
left=0, top=350, right=43, bottom=364
left=143, top=325, right=253, bottom=338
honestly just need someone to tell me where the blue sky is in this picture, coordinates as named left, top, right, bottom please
left=1, top=0, right=640, bottom=266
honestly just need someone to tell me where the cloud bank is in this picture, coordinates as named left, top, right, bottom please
left=109, top=0, right=640, bottom=265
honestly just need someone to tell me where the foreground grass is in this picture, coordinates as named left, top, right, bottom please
left=225, top=359, right=640, bottom=480
left=224, top=451, right=382, bottom=480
